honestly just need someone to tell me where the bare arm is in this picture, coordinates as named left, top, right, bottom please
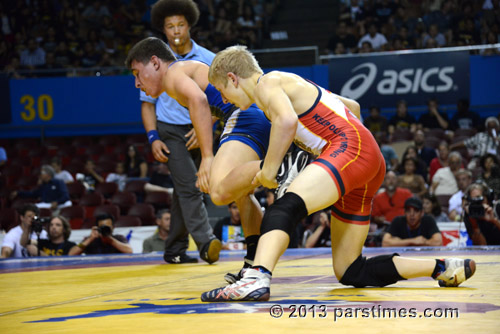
left=332, top=94, right=361, bottom=120
left=304, top=225, right=326, bottom=248
left=107, top=236, right=133, bottom=254
left=1, top=247, right=12, bottom=258
left=426, top=232, right=443, bottom=246
left=382, top=233, right=416, bottom=247
left=254, top=77, right=298, bottom=188
left=139, top=161, right=148, bottom=178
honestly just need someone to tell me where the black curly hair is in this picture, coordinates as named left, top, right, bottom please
left=151, top=0, right=200, bottom=33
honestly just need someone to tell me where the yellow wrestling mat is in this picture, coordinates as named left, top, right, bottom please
left=1, top=247, right=499, bottom=334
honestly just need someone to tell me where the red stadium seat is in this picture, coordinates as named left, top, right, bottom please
left=114, top=215, right=142, bottom=227
left=125, top=179, right=147, bottom=201
left=0, top=208, right=19, bottom=232
left=127, top=203, right=156, bottom=226
left=66, top=182, right=86, bottom=203
left=95, top=182, right=119, bottom=199
left=79, top=192, right=104, bottom=219
left=145, top=191, right=171, bottom=211
left=111, top=191, right=137, bottom=215
left=60, top=205, right=85, bottom=229
left=93, top=204, right=121, bottom=220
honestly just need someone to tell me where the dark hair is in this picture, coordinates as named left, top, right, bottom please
left=95, top=213, right=115, bottom=225
left=19, top=203, right=39, bottom=217
left=480, top=153, right=499, bottom=170
left=423, top=193, right=442, bottom=217
left=156, top=209, right=171, bottom=220
left=125, top=37, right=177, bottom=68
left=151, top=0, right=200, bottom=33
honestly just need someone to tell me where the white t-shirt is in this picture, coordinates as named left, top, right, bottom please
left=55, top=170, right=74, bottom=183
left=433, top=167, right=459, bottom=196
left=448, top=190, right=464, bottom=215
left=1, top=225, right=48, bottom=258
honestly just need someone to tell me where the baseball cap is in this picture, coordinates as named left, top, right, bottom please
left=404, top=197, right=422, bottom=211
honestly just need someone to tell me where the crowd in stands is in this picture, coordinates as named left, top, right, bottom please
left=0, top=0, right=278, bottom=77
left=2, top=0, right=499, bottom=78
left=326, top=0, right=500, bottom=55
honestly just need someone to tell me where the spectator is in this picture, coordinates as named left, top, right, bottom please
left=1, top=204, right=47, bottom=258
left=11, top=165, right=72, bottom=211
left=451, top=117, right=500, bottom=169
left=479, top=153, right=500, bottom=197
left=397, top=157, right=427, bottom=199
left=429, top=141, right=450, bottom=183
left=418, top=98, right=449, bottom=130
left=448, top=168, right=472, bottom=222
left=143, top=209, right=171, bottom=253
left=326, top=20, right=358, bottom=54
left=374, top=132, right=398, bottom=172
left=0, top=146, right=7, bottom=166
left=463, top=183, right=500, bottom=245
left=431, top=151, right=462, bottom=196
left=382, top=197, right=443, bottom=247
left=50, top=157, right=74, bottom=184
left=125, top=145, right=148, bottom=178
left=303, top=210, right=331, bottom=248
left=20, top=38, right=46, bottom=69
left=81, top=1, right=111, bottom=30
left=105, top=161, right=127, bottom=191
left=144, top=162, right=174, bottom=196
left=70, top=213, right=132, bottom=255
left=422, top=24, right=446, bottom=47
left=398, top=145, right=428, bottom=182
left=413, top=129, right=437, bottom=167
left=449, top=98, right=481, bottom=131
left=21, top=216, right=77, bottom=256
left=79, top=159, right=104, bottom=192
left=423, top=193, right=450, bottom=222
left=388, top=100, right=417, bottom=135
left=213, top=202, right=245, bottom=250
left=371, top=170, right=413, bottom=228
left=357, top=23, right=388, bottom=51
left=364, top=105, right=388, bottom=134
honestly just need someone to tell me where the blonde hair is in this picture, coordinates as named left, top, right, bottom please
left=208, top=45, right=263, bottom=86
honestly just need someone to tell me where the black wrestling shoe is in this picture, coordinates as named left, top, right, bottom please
left=200, top=238, right=222, bottom=264
left=275, top=150, right=309, bottom=199
left=164, top=253, right=198, bottom=264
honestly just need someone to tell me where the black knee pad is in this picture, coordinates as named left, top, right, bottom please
left=260, top=192, right=308, bottom=238
left=339, top=253, right=405, bottom=288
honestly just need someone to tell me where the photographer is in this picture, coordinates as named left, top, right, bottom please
left=1, top=204, right=47, bottom=258
left=69, top=214, right=132, bottom=255
left=20, top=216, right=77, bottom=256
left=463, top=183, right=500, bottom=245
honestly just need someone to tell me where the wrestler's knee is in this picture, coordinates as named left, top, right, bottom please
left=209, top=185, right=233, bottom=206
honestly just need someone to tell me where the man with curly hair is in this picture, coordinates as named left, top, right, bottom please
left=140, top=0, right=220, bottom=264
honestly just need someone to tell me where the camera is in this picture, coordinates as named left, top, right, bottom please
left=468, top=196, right=485, bottom=219
left=98, top=225, right=112, bottom=237
left=32, top=216, right=50, bottom=234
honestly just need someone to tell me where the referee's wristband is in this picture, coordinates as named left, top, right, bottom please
left=147, top=130, right=160, bottom=144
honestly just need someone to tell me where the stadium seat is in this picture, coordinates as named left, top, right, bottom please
left=145, top=191, right=171, bottom=211
left=95, top=182, right=119, bottom=199
left=79, top=192, right=105, bottom=219
left=114, top=215, right=142, bottom=228
left=93, top=204, right=121, bottom=220
left=391, top=129, right=414, bottom=142
left=454, top=128, right=477, bottom=138
left=60, top=205, right=85, bottom=229
left=425, top=128, right=446, bottom=140
left=436, top=194, right=452, bottom=214
left=127, top=203, right=156, bottom=226
left=124, top=179, right=147, bottom=201
left=66, top=182, right=86, bottom=203
left=15, top=175, right=39, bottom=190
left=0, top=208, right=19, bottom=232
left=111, top=191, right=137, bottom=215
left=38, top=208, right=52, bottom=218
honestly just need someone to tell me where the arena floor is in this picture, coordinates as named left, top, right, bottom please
left=1, top=247, right=499, bottom=334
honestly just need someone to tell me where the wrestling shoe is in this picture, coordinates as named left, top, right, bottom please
left=436, top=258, right=476, bottom=287
left=200, top=238, right=222, bottom=264
left=224, top=267, right=248, bottom=284
left=164, top=253, right=198, bottom=264
left=201, top=268, right=271, bottom=302
left=275, top=150, right=309, bottom=199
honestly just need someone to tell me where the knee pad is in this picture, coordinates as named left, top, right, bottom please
left=339, top=253, right=405, bottom=288
left=260, top=192, right=308, bottom=238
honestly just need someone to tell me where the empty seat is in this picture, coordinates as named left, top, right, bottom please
left=95, top=182, right=119, bottom=199
left=114, top=215, right=142, bottom=227
left=0, top=208, right=19, bottom=232
left=38, top=208, right=52, bottom=218
left=93, top=204, right=121, bottom=220
left=111, top=191, right=137, bottom=215
left=66, top=182, right=86, bottom=203
left=15, top=175, right=39, bottom=190
left=425, top=128, right=446, bottom=140
left=454, top=128, right=477, bottom=138
left=60, top=205, right=85, bottom=229
left=145, top=191, right=171, bottom=211
left=79, top=192, right=105, bottom=219
left=391, top=129, right=414, bottom=142
left=127, top=203, right=156, bottom=226
left=125, top=179, right=147, bottom=201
